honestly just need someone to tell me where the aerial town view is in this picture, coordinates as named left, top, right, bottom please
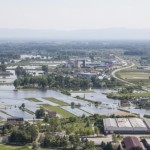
left=0, top=0, right=150, bottom=150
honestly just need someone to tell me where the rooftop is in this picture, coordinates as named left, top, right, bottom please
left=103, top=118, right=118, bottom=128
left=123, top=136, right=143, bottom=150
left=103, top=118, right=149, bottom=133
left=129, top=118, right=147, bottom=128
left=116, top=118, right=132, bottom=128
left=144, top=118, right=150, bottom=129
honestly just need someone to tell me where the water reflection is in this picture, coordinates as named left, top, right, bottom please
left=0, top=86, right=149, bottom=120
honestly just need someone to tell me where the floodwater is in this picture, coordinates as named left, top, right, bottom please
left=0, top=71, right=150, bottom=120
left=0, top=85, right=150, bottom=120
left=0, top=70, right=17, bottom=84
left=0, top=86, right=120, bottom=120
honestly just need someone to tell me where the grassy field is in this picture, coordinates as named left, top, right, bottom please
left=0, top=145, right=29, bottom=150
left=75, top=96, right=101, bottom=104
left=26, top=98, right=42, bottom=102
left=44, top=97, right=69, bottom=106
left=116, top=70, right=150, bottom=87
left=41, top=104, right=75, bottom=118
left=117, top=70, right=150, bottom=80
left=70, top=90, right=94, bottom=93
left=128, top=79, right=150, bottom=87
left=63, top=121, right=93, bottom=135
left=107, top=92, right=150, bottom=99
left=15, top=60, right=31, bottom=66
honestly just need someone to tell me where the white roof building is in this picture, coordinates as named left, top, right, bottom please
left=129, top=118, right=148, bottom=131
left=116, top=118, right=133, bottom=131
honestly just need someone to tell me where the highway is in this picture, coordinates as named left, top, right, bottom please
left=111, top=61, right=150, bottom=92
left=111, top=63, right=136, bottom=86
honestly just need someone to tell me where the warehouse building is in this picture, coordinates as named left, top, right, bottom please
left=129, top=118, right=148, bottom=133
left=103, top=118, right=149, bottom=134
left=103, top=118, right=118, bottom=134
left=116, top=118, right=133, bottom=133
left=143, top=118, right=150, bottom=129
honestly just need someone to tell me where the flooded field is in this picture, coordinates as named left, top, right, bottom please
left=0, top=86, right=115, bottom=120
left=0, top=69, right=149, bottom=120
left=0, top=70, right=17, bottom=84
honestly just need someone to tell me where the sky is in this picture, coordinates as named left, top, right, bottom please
left=0, top=0, right=150, bottom=30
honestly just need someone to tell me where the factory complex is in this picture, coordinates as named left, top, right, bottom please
left=103, top=118, right=150, bottom=134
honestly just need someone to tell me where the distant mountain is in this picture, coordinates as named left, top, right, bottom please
left=0, top=28, right=150, bottom=40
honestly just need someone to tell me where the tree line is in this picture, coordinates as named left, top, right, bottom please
left=14, top=73, right=122, bottom=90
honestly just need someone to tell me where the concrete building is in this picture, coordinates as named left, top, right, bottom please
left=103, top=118, right=149, bottom=134
left=144, top=118, right=150, bottom=130
left=116, top=118, right=133, bottom=133
left=75, top=60, right=81, bottom=68
left=129, top=118, right=148, bottom=133
left=103, top=118, right=118, bottom=134
left=85, top=62, right=108, bottom=68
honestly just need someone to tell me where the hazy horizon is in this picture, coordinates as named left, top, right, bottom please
left=0, top=0, right=150, bottom=30
left=0, top=0, right=150, bottom=40
left=0, top=28, right=150, bottom=40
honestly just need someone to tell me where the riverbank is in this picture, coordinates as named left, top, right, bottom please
left=75, top=95, right=102, bottom=104
left=107, top=92, right=150, bottom=100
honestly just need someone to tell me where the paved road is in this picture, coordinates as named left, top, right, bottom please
left=87, top=135, right=112, bottom=145
left=111, top=62, right=150, bottom=92
left=111, top=63, right=136, bottom=86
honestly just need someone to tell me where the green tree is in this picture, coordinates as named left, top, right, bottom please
left=71, top=102, right=75, bottom=109
left=21, top=103, right=25, bottom=110
left=27, top=125, right=39, bottom=141
left=39, top=78, right=48, bottom=88
left=94, top=127, right=99, bottom=136
left=84, top=140, right=96, bottom=150
left=42, top=65, right=48, bottom=73
left=44, top=115, right=49, bottom=122
left=32, top=141, right=38, bottom=149
left=35, top=108, right=45, bottom=119
left=13, top=79, right=21, bottom=89
left=0, top=64, right=6, bottom=71
left=69, top=135, right=80, bottom=148
left=15, top=66, right=28, bottom=78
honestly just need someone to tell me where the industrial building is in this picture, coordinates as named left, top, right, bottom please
left=129, top=118, right=148, bottom=133
left=116, top=118, right=133, bottom=133
left=103, top=118, right=149, bottom=134
left=103, top=118, right=118, bottom=134
left=144, top=118, right=150, bottom=130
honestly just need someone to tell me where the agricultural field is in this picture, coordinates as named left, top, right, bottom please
left=107, top=92, right=150, bottom=100
left=117, top=70, right=150, bottom=80
left=43, top=97, right=69, bottom=106
left=41, top=104, right=75, bottom=118
left=26, top=98, right=42, bottom=102
left=116, top=70, right=150, bottom=87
